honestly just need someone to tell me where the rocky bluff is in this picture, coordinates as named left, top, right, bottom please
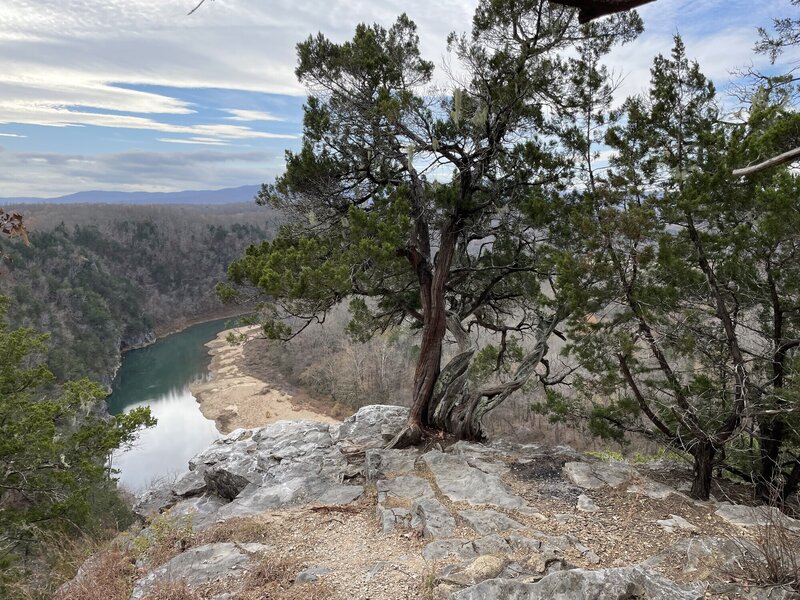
left=62, top=405, right=800, bottom=599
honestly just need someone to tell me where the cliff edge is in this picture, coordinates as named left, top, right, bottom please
left=58, top=405, right=800, bottom=600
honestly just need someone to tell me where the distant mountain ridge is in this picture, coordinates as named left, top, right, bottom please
left=0, top=184, right=262, bottom=205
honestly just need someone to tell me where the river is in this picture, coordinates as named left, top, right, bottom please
left=106, top=317, right=234, bottom=492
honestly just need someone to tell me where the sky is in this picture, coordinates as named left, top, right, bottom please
left=0, top=0, right=796, bottom=197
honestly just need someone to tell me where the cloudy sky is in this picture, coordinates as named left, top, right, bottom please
left=0, top=0, right=795, bottom=197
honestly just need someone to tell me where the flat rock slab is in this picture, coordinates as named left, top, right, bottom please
left=645, top=536, right=760, bottom=577
left=376, top=475, right=433, bottom=502
left=715, top=503, right=800, bottom=531
left=562, top=461, right=637, bottom=490
left=365, top=448, right=419, bottom=482
left=215, top=478, right=363, bottom=520
left=423, top=539, right=479, bottom=561
left=422, top=451, right=531, bottom=512
left=130, top=542, right=270, bottom=600
left=452, top=566, right=703, bottom=600
left=412, top=497, right=456, bottom=539
left=458, top=509, right=526, bottom=535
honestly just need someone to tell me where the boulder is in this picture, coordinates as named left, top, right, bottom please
left=132, top=480, right=177, bottom=520
left=440, top=555, right=507, bottom=587
left=166, top=495, right=228, bottom=531
left=130, top=542, right=270, bottom=600
left=333, top=405, right=408, bottom=447
left=562, top=461, right=637, bottom=490
left=171, top=470, right=207, bottom=497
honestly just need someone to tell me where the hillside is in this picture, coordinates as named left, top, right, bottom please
left=0, top=185, right=262, bottom=206
left=0, top=202, right=278, bottom=383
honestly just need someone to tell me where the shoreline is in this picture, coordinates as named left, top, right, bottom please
left=190, top=326, right=339, bottom=433
left=121, top=305, right=255, bottom=356
left=106, top=306, right=254, bottom=388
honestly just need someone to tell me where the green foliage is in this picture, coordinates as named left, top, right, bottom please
left=585, top=450, right=625, bottom=462
left=225, top=3, right=642, bottom=438
left=0, top=297, right=155, bottom=593
left=587, top=396, right=640, bottom=444
left=529, top=389, right=571, bottom=424
left=469, top=337, right=525, bottom=383
left=543, top=33, right=800, bottom=498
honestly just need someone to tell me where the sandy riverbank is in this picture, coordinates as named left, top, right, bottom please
left=190, top=326, right=339, bottom=433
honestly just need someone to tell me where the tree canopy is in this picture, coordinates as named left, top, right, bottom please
left=532, top=36, right=800, bottom=500
left=226, top=0, right=642, bottom=444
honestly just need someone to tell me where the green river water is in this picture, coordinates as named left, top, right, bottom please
left=106, top=317, right=234, bottom=492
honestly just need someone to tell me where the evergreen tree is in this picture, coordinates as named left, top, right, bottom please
left=547, top=37, right=800, bottom=501
left=225, top=0, right=641, bottom=444
left=0, top=296, right=154, bottom=586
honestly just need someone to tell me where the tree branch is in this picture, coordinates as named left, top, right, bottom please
left=732, top=146, right=800, bottom=176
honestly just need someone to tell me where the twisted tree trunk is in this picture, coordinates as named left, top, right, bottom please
left=429, top=312, right=561, bottom=441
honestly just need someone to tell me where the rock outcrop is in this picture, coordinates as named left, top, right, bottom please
left=74, top=405, right=800, bottom=600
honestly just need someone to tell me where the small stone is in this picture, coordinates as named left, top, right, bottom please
left=295, top=566, right=332, bottom=583
left=656, top=514, right=697, bottom=534
left=364, top=561, right=389, bottom=581
left=576, top=494, right=599, bottom=512
left=554, top=514, right=573, bottom=524
left=441, top=555, right=507, bottom=586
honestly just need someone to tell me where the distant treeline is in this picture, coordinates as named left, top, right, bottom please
left=0, top=203, right=278, bottom=383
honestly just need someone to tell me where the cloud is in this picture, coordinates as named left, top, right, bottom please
left=0, top=147, right=279, bottom=196
left=224, top=109, right=283, bottom=122
left=0, top=103, right=297, bottom=139
left=1, top=0, right=796, bottom=196
left=157, top=137, right=231, bottom=146
left=0, top=132, right=25, bottom=138
left=605, top=0, right=797, bottom=102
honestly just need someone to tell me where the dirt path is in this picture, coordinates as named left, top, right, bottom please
left=190, top=326, right=339, bottom=433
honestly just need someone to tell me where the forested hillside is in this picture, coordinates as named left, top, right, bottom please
left=0, top=203, right=277, bottom=383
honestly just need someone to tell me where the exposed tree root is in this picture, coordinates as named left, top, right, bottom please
left=385, top=423, right=426, bottom=449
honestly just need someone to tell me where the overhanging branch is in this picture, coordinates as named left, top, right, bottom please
left=732, top=146, right=800, bottom=176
